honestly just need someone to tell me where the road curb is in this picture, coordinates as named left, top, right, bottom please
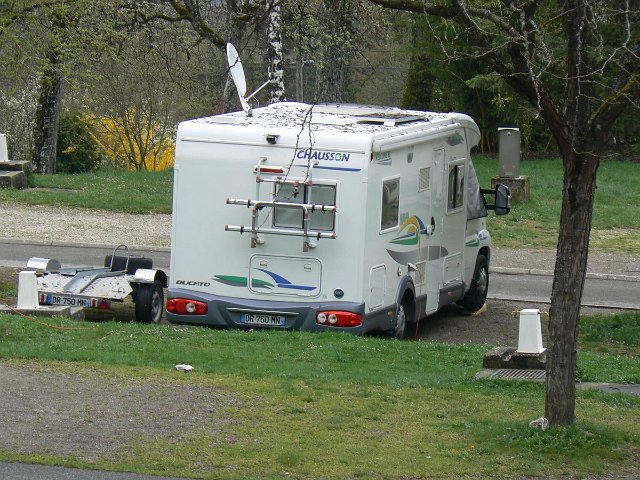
left=492, top=266, right=640, bottom=282
left=2, top=238, right=638, bottom=282
left=0, top=237, right=171, bottom=253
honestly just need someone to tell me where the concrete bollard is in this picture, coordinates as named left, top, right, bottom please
left=516, top=308, right=545, bottom=354
left=17, top=271, right=40, bottom=309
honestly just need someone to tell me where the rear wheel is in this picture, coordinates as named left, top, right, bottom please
left=134, top=281, right=164, bottom=323
left=460, top=254, right=489, bottom=311
left=393, top=298, right=416, bottom=339
left=394, top=303, right=407, bottom=339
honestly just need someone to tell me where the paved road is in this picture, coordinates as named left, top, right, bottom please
left=489, top=271, right=640, bottom=310
left=0, top=462, right=186, bottom=480
left=2, top=239, right=638, bottom=309
left=0, top=240, right=170, bottom=270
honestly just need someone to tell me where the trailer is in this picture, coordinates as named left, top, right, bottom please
left=25, top=245, right=168, bottom=323
left=166, top=100, right=510, bottom=337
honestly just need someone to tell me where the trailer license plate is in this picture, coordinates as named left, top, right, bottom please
left=240, top=313, right=285, bottom=327
left=47, top=294, right=93, bottom=308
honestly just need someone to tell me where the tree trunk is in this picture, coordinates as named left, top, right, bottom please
left=401, top=18, right=434, bottom=111
left=401, top=51, right=434, bottom=111
left=314, top=0, right=352, bottom=103
left=545, top=151, right=599, bottom=425
left=32, top=46, right=63, bottom=174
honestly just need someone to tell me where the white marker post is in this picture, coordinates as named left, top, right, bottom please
left=0, top=134, right=8, bottom=162
left=516, top=308, right=546, bottom=354
left=17, top=271, right=40, bottom=309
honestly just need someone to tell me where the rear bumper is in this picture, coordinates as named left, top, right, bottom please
left=166, top=288, right=366, bottom=334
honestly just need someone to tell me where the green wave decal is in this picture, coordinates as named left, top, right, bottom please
left=214, top=275, right=275, bottom=289
left=390, top=216, right=426, bottom=246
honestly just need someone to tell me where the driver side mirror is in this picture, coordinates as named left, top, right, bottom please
left=481, top=184, right=511, bottom=215
left=494, top=184, right=510, bottom=215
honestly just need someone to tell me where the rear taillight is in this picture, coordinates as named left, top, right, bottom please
left=97, top=298, right=110, bottom=309
left=316, top=310, right=362, bottom=328
left=167, top=298, right=208, bottom=315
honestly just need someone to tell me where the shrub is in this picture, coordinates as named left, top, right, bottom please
left=56, top=111, right=101, bottom=173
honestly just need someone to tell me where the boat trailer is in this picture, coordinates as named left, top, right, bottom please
left=19, top=245, right=167, bottom=323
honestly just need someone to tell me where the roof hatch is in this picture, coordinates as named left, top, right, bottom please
left=352, top=113, right=425, bottom=127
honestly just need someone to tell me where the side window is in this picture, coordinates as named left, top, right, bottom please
left=381, top=177, right=400, bottom=231
left=447, top=162, right=465, bottom=212
left=273, top=183, right=336, bottom=231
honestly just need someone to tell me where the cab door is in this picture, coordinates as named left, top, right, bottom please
left=429, top=145, right=467, bottom=301
left=440, top=155, right=467, bottom=287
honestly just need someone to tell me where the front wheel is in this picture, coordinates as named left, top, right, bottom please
left=134, top=281, right=164, bottom=323
left=460, top=254, right=489, bottom=311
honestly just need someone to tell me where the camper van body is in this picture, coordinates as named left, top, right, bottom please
left=168, top=102, right=497, bottom=336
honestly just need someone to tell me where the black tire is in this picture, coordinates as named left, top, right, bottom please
left=393, top=298, right=415, bottom=339
left=134, top=281, right=164, bottom=323
left=104, top=255, right=153, bottom=274
left=460, top=254, right=489, bottom=311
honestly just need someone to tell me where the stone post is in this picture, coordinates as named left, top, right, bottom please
left=491, top=127, right=530, bottom=202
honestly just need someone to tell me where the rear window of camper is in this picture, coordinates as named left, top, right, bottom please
left=273, top=183, right=336, bottom=231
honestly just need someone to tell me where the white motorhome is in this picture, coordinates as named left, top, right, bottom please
left=167, top=101, right=510, bottom=337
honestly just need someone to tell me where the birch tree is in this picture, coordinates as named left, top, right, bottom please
left=267, top=1, right=285, bottom=103
left=368, top=0, right=640, bottom=426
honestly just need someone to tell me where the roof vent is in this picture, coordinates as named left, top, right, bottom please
left=352, top=113, right=425, bottom=127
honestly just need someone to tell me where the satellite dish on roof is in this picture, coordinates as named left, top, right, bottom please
left=226, top=42, right=276, bottom=117
left=226, top=43, right=251, bottom=115
left=226, top=43, right=247, bottom=97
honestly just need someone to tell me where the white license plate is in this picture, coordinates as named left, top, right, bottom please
left=240, top=313, right=285, bottom=326
left=46, top=294, right=93, bottom=308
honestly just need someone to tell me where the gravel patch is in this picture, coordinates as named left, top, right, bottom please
left=0, top=360, right=240, bottom=461
left=0, top=202, right=171, bottom=248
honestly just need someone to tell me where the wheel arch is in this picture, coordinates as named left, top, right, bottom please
left=479, top=245, right=490, bottom=265
left=133, top=268, right=168, bottom=288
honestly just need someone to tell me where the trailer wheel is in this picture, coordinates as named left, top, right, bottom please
left=460, top=254, right=489, bottom=311
left=134, top=281, right=164, bottom=324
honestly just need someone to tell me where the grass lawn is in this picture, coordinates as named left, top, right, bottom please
left=472, top=157, right=640, bottom=252
left=0, top=169, right=173, bottom=214
left=0, top=311, right=638, bottom=479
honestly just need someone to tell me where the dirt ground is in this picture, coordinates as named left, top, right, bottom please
left=0, top=265, right=626, bottom=469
